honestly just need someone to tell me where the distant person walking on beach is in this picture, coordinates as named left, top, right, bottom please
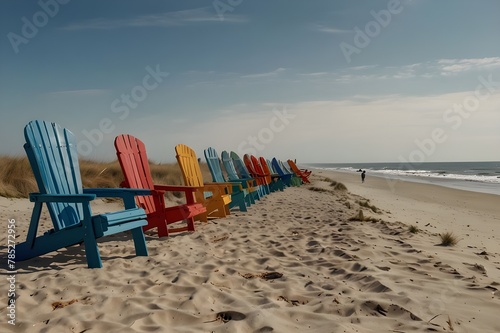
left=361, top=170, right=366, bottom=183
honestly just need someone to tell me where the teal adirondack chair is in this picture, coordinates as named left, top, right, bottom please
left=17, top=120, right=149, bottom=268
left=221, top=150, right=263, bottom=201
left=230, top=151, right=270, bottom=195
left=204, top=147, right=250, bottom=211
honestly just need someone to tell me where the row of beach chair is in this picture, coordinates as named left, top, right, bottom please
left=16, top=120, right=311, bottom=268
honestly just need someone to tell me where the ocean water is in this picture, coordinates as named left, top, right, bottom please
left=307, top=161, right=500, bottom=196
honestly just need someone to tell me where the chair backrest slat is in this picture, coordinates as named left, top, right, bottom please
left=24, top=120, right=83, bottom=230
left=115, top=134, right=156, bottom=214
left=230, top=151, right=251, bottom=178
left=204, top=147, right=226, bottom=183
left=175, top=144, right=204, bottom=187
left=221, top=151, right=240, bottom=181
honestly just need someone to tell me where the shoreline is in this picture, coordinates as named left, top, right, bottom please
left=310, top=166, right=500, bottom=196
left=314, top=168, right=500, bottom=251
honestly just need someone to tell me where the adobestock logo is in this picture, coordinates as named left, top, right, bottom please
left=7, top=0, right=71, bottom=54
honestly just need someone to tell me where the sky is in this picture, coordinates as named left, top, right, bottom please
left=1, top=0, right=499, bottom=164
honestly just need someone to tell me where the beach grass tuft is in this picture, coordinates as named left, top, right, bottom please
left=439, top=232, right=458, bottom=246
left=356, top=200, right=379, bottom=213
left=348, top=210, right=379, bottom=222
left=308, top=187, right=329, bottom=193
left=409, top=225, right=419, bottom=234
left=330, top=181, right=348, bottom=191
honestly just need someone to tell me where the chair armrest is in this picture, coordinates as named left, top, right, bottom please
left=212, top=181, right=243, bottom=191
left=29, top=193, right=96, bottom=203
left=84, top=188, right=151, bottom=197
left=203, top=183, right=232, bottom=195
left=153, top=185, right=199, bottom=193
left=205, top=182, right=243, bottom=194
left=84, top=188, right=151, bottom=209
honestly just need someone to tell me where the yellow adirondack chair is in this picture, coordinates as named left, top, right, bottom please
left=175, top=144, right=232, bottom=221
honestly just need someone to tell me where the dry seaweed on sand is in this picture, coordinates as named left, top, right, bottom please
left=239, top=272, right=283, bottom=280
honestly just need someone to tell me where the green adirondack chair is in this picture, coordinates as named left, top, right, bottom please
left=16, top=120, right=149, bottom=268
left=204, top=147, right=250, bottom=211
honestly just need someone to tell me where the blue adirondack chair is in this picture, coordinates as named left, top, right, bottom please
left=204, top=147, right=250, bottom=211
left=279, top=159, right=303, bottom=186
left=16, top=120, right=150, bottom=268
left=230, top=151, right=270, bottom=195
left=265, top=158, right=289, bottom=188
left=271, top=158, right=294, bottom=187
left=221, top=150, right=263, bottom=201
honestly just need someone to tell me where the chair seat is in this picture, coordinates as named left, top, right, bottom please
left=93, top=208, right=148, bottom=237
left=164, top=203, right=206, bottom=222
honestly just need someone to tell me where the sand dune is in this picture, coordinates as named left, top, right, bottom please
left=1, top=172, right=499, bottom=332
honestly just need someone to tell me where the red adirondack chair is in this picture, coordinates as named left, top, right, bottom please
left=287, top=159, right=311, bottom=184
left=243, top=154, right=269, bottom=190
left=115, top=135, right=206, bottom=237
left=244, top=154, right=284, bottom=192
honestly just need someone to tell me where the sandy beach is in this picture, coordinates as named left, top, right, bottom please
left=1, top=171, right=499, bottom=332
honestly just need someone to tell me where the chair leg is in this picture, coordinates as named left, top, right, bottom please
left=156, top=222, right=169, bottom=238
left=83, top=228, right=102, bottom=269
left=131, top=227, right=148, bottom=256
left=186, top=217, right=195, bottom=232
left=231, top=192, right=247, bottom=212
left=249, top=193, right=256, bottom=205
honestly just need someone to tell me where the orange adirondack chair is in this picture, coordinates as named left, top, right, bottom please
left=175, top=144, right=232, bottom=221
left=287, top=159, right=311, bottom=184
left=115, top=135, right=206, bottom=237
left=259, top=156, right=286, bottom=190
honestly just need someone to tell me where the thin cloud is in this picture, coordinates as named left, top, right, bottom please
left=63, top=8, right=247, bottom=30
left=241, top=68, right=286, bottom=79
left=299, top=72, right=329, bottom=77
left=348, top=65, right=379, bottom=71
left=337, top=58, right=500, bottom=81
left=313, top=24, right=351, bottom=34
left=46, top=89, right=109, bottom=97
left=438, top=57, right=500, bottom=75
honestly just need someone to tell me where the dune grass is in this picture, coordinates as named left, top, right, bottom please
left=330, top=180, right=347, bottom=191
left=408, top=225, right=420, bottom=234
left=0, top=156, right=212, bottom=198
left=348, top=209, right=380, bottom=223
left=439, top=232, right=459, bottom=246
left=0, top=157, right=38, bottom=198
left=308, top=187, right=329, bottom=193
left=356, top=200, right=379, bottom=213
